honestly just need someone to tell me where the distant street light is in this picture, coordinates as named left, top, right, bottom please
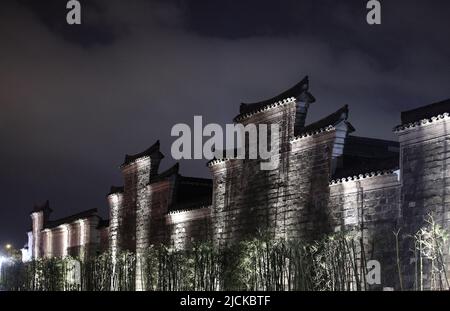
left=5, top=244, right=12, bottom=250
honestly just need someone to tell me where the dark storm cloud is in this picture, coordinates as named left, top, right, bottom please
left=0, top=0, right=449, bottom=247
left=17, top=0, right=119, bottom=47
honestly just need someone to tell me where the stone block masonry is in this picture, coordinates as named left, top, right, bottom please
left=25, top=76, right=450, bottom=291
left=396, top=103, right=450, bottom=290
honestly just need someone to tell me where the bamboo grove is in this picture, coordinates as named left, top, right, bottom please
left=1, top=219, right=449, bottom=291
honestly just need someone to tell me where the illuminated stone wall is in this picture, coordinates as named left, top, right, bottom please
left=31, top=211, right=44, bottom=259
left=206, top=98, right=405, bottom=289
left=135, top=173, right=212, bottom=290
left=286, top=130, right=338, bottom=240
left=81, top=217, right=101, bottom=259
left=121, top=161, right=147, bottom=253
left=42, top=229, right=53, bottom=258
left=108, top=191, right=123, bottom=263
left=396, top=115, right=450, bottom=289
left=50, top=226, right=67, bottom=258
left=328, top=173, right=401, bottom=289
left=209, top=102, right=298, bottom=245
left=68, top=223, right=79, bottom=254
left=208, top=101, right=351, bottom=244
left=122, top=149, right=163, bottom=290
left=134, top=164, right=157, bottom=291
left=141, top=180, right=171, bottom=246
left=165, top=207, right=212, bottom=249
left=34, top=216, right=101, bottom=260
left=100, top=92, right=450, bottom=291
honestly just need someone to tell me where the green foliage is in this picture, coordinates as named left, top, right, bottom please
left=0, top=257, right=80, bottom=291
left=5, top=228, right=445, bottom=291
left=0, top=253, right=136, bottom=291
left=3, top=220, right=448, bottom=291
left=139, top=232, right=367, bottom=291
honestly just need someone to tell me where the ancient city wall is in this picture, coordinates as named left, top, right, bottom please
left=100, top=79, right=450, bottom=290
left=287, top=129, right=339, bottom=240
left=397, top=114, right=450, bottom=289
left=209, top=101, right=297, bottom=245
left=329, top=172, right=401, bottom=289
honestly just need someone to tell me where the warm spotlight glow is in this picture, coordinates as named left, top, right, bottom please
left=5, top=244, right=12, bottom=250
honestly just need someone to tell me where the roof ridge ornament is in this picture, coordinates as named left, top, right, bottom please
left=32, top=200, right=53, bottom=214
left=149, top=162, right=180, bottom=184
left=234, top=75, right=315, bottom=122
left=121, top=140, right=164, bottom=167
left=291, top=105, right=352, bottom=141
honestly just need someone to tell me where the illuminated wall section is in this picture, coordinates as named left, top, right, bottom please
left=78, top=218, right=96, bottom=260
left=208, top=160, right=230, bottom=245
left=42, top=229, right=53, bottom=258
left=396, top=109, right=450, bottom=290
left=115, top=141, right=162, bottom=291
left=108, top=190, right=124, bottom=265
left=166, top=207, right=212, bottom=249
left=135, top=163, right=152, bottom=292
left=31, top=211, right=44, bottom=259
left=61, top=225, right=69, bottom=258
left=51, top=226, right=64, bottom=257
left=208, top=100, right=297, bottom=245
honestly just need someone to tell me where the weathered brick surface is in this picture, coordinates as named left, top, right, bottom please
left=108, top=192, right=123, bottom=261
left=166, top=208, right=212, bottom=249
left=397, top=119, right=450, bottom=289
left=99, top=96, right=450, bottom=291
left=209, top=103, right=299, bottom=244
left=102, top=99, right=404, bottom=290
left=329, top=173, right=401, bottom=289
left=27, top=98, right=450, bottom=292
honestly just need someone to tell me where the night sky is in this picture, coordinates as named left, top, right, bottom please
left=1, top=0, right=449, bottom=248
